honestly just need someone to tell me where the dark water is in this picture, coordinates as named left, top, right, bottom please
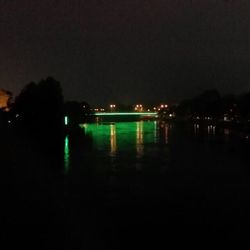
left=62, top=121, right=249, bottom=249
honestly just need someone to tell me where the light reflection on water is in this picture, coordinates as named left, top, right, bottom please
left=63, top=121, right=171, bottom=171
left=224, top=128, right=230, bottom=135
left=165, top=124, right=169, bottom=144
left=194, top=124, right=217, bottom=135
left=61, top=123, right=248, bottom=246
left=110, top=124, right=117, bottom=157
left=64, top=121, right=243, bottom=172
left=208, top=125, right=216, bottom=135
left=64, top=135, right=70, bottom=173
left=154, top=121, right=158, bottom=143
left=136, top=121, right=144, bottom=159
left=194, top=124, right=199, bottom=134
left=82, top=121, right=164, bottom=171
left=83, top=121, right=162, bottom=156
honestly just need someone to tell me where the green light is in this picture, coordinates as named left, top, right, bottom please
left=64, top=116, right=68, bottom=125
left=64, top=136, right=70, bottom=173
left=95, top=112, right=158, bottom=116
left=83, top=121, right=157, bottom=153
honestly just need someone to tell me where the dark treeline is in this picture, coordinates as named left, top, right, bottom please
left=0, top=77, right=67, bottom=226
left=64, top=100, right=93, bottom=128
left=9, top=77, right=65, bottom=169
left=161, top=89, right=250, bottom=127
left=0, top=76, right=93, bottom=230
left=1, top=77, right=93, bottom=168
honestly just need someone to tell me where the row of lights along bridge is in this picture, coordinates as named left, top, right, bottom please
left=93, top=104, right=168, bottom=113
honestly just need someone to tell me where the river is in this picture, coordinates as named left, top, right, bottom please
left=62, top=121, right=249, bottom=249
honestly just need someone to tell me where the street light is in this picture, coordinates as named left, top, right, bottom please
left=160, top=104, right=168, bottom=109
left=135, top=104, right=143, bottom=112
left=110, top=104, right=116, bottom=112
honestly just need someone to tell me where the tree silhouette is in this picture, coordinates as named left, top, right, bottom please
left=190, top=89, right=221, bottom=118
left=12, top=77, right=64, bottom=168
left=64, top=101, right=83, bottom=127
left=238, top=93, right=250, bottom=121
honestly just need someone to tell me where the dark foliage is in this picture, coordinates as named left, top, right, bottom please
left=11, top=77, right=64, bottom=169
left=64, top=100, right=92, bottom=126
left=174, top=89, right=250, bottom=125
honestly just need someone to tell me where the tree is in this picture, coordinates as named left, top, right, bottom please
left=64, top=101, right=83, bottom=127
left=13, top=77, right=63, bottom=129
left=238, top=93, right=250, bottom=121
left=12, top=77, right=64, bottom=168
left=191, top=89, right=221, bottom=118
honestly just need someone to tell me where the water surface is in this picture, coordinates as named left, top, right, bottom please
left=63, top=121, right=249, bottom=249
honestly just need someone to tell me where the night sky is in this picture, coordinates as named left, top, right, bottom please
left=1, top=0, right=250, bottom=105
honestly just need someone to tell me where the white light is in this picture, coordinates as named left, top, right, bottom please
left=64, top=116, right=68, bottom=125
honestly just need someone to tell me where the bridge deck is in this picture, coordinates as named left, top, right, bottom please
left=95, top=112, right=158, bottom=116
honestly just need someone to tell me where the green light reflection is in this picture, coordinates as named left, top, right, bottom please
left=136, top=121, right=144, bottom=159
left=64, top=136, right=70, bottom=173
left=110, top=124, right=117, bottom=157
left=84, top=121, right=157, bottom=156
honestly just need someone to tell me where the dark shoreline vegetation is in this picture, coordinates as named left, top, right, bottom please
left=1, top=78, right=249, bottom=249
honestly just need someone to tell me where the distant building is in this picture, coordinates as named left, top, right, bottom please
left=0, top=89, right=11, bottom=110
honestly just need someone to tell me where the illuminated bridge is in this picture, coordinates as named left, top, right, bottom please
left=64, top=112, right=158, bottom=126
left=94, top=112, right=158, bottom=122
